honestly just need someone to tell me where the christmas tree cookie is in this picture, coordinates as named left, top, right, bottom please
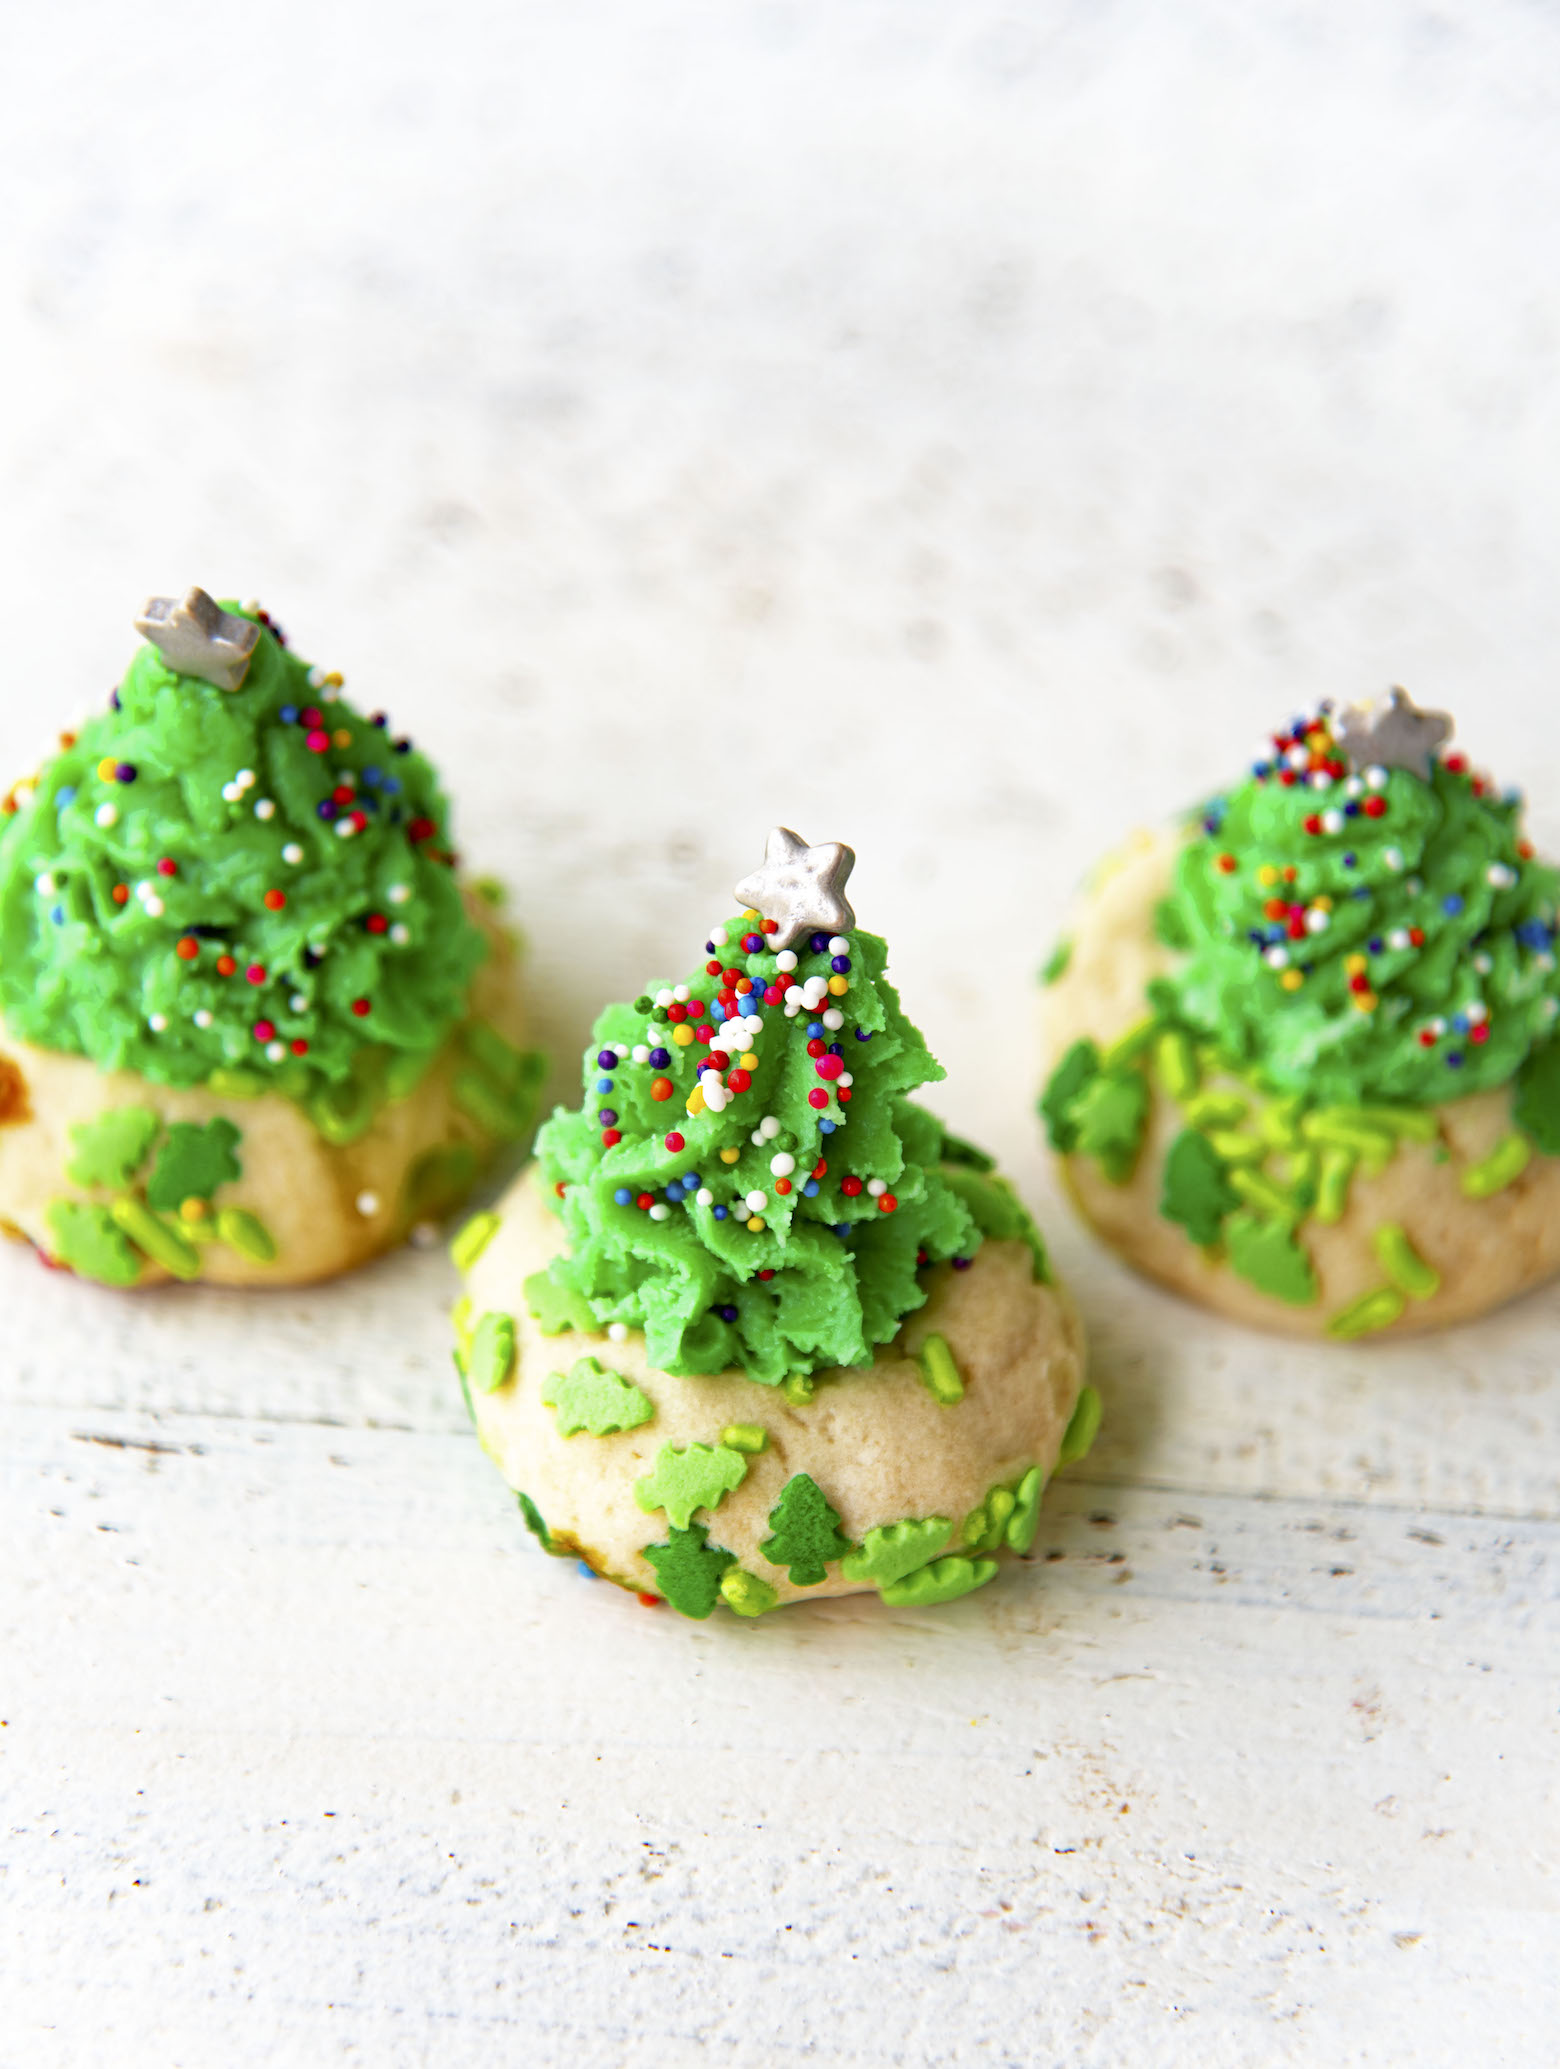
left=0, top=590, right=540, bottom=1287
left=456, top=828, right=1090, bottom=1615
left=1040, top=690, right=1560, bottom=1336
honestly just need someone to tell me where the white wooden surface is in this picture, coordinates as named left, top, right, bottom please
left=5, top=5, right=1560, bottom=2062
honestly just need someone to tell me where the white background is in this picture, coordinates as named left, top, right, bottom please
left=3, top=4, right=1559, bottom=2063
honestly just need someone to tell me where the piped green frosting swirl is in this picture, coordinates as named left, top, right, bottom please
left=534, top=918, right=992, bottom=1384
left=0, top=606, right=486, bottom=1102
left=1155, top=738, right=1560, bottom=1107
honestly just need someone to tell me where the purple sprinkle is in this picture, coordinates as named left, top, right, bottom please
left=810, top=931, right=830, bottom=954
left=596, top=1050, right=617, bottom=1071
left=951, top=1256, right=972, bottom=1271
left=316, top=800, right=336, bottom=820
left=1446, top=1052, right=1464, bottom=1068
left=115, top=762, right=137, bottom=783
left=598, top=1108, right=618, bottom=1126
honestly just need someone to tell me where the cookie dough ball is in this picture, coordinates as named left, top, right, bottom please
left=0, top=592, right=542, bottom=1289
left=456, top=1166, right=1091, bottom=1613
left=1041, top=727, right=1560, bottom=1339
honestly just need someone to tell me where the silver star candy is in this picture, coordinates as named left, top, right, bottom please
left=734, top=827, right=857, bottom=951
left=1335, top=687, right=1452, bottom=782
left=134, top=587, right=261, bottom=692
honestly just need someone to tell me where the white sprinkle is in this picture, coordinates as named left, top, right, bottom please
left=282, top=842, right=303, bottom=865
left=1344, top=776, right=1363, bottom=799
left=673, top=984, right=689, bottom=1002
left=1388, top=929, right=1411, bottom=951
left=1383, top=847, right=1404, bottom=870
left=760, top=1115, right=781, bottom=1139
left=147, top=1013, right=167, bottom=1033
left=750, top=1129, right=766, bottom=1147
left=1285, top=744, right=1309, bottom=769
left=1309, top=770, right=1332, bottom=792
left=388, top=883, right=411, bottom=905
left=709, top=927, right=727, bottom=947
left=95, top=802, right=118, bottom=828
left=307, top=665, right=326, bottom=688
left=1473, top=953, right=1493, bottom=975
left=1264, top=945, right=1290, bottom=969
left=355, top=1190, right=380, bottom=1217
left=143, top=895, right=165, bottom=918
left=649, top=1204, right=671, bottom=1222
left=193, top=1008, right=213, bottom=1029
left=336, top=818, right=356, bottom=838
left=828, top=936, right=849, bottom=955
left=1488, top=863, right=1517, bottom=889
left=695, top=1188, right=714, bottom=1207
left=290, top=993, right=308, bottom=1012
left=1365, top=765, right=1389, bottom=791
left=867, top=1178, right=887, bottom=1197
left=838, top=1072, right=853, bottom=1088
left=655, top=989, right=674, bottom=1008
left=409, top=1221, right=439, bottom=1249
left=745, top=1190, right=768, bottom=1213
left=775, top=950, right=798, bottom=972
left=221, top=783, right=240, bottom=804
left=1305, top=910, right=1331, bottom=935
left=703, top=1085, right=728, bottom=1112
left=266, top=1040, right=285, bottom=1062
left=236, top=768, right=256, bottom=790
left=1321, top=808, right=1344, bottom=835
left=632, top=1045, right=650, bottom=1064
left=1466, top=1000, right=1488, bottom=1024
left=608, top=1321, right=629, bottom=1341
left=254, top=798, right=276, bottom=821
left=770, top=1152, right=796, bottom=1177
left=1407, top=875, right=1423, bottom=894
left=34, top=873, right=55, bottom=895
left=389, top=923, right=409, bottom=946
left=822, top=1009, right=844, bottom=1030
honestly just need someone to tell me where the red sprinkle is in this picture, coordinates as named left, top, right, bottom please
left=841, top=1176, right=863, bottom=1197
left=408, top=816, right=436, bottom=842
left=332, top=783, right=354, bottom=806
left=175, top=936, right=199, bottom=961
left=757, top=1267, right=776, bottom=1279
left=555, top=1180, right=567, bottom=1198
left=1363, top=796, right=1388, bottom=819
left=694, top=1024, right=715, bottom=1044
left=216, top=954, right=237, bottom=977
left=667, top=1003, right=687, bottom=1022
left=246, top=963, right=266, bottom=985
left=1471, top=1023, right=1491, bottom=1044
left=1409, top=927, right=1425, bottom=947
left=637, top=1593, right=661, bottom=1608
left=806, top=1038, right=826, bottom=1058
left=291, top=1038, right=309, bottom=1055
left=112, top=884, right=130, bottom=905
left=351, top=997, right=371, bottom=1017
left=727, top=1068, right=752, bottom=1093
left=761, top=920, right=778, bottom=934
left=706, top=960, right=722, bottom=976
left=878, top=1194, right=897, bottom=1214
left=263, top=889, right=286, bottom=911
left=808, top=1089, right=828, bottom=1109
left=306, top=730, right=330, bottom=753
left=366, top=913, right=388, bottom=934
left=664, top=1131, right=685, bottom=1153
left=1303, top=814, right=1323, bottom=836
left=812, top=1160, right=827, bottom=1178
left=815, top=1055, right=844, bottom=1080
left=253, top=1019, right=275, bottom=1041
left=838, top=1088, right=852, bottom=1103
left=636, top=1193, right=654, bottom=1211
left=157, top=857, right=177, bottom=877
left=602, top=1128, right=622, bottom=1147
left=650, top=1077, right=673, bottom=1101
left=775, top=1178, right=792, bottom=1195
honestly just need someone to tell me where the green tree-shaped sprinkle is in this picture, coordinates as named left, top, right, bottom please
left=760, top=1472, right=851, bottom=1587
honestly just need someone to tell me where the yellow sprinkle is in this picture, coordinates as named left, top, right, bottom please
left=720, top=1147, right=741, bottom=1165
left=333, top=727, right=352, bottom=749
left=740, top=1052, right=758, bottom=1070
left=1345, top=953, right=1367, bottom=975
left=179, top=1197, right=209, bottom=1223
left=742, top=908, right=760, bottom=922
left=747, top=1215, right=765, bottom=1232
left=686, top=1087, right=706, bottom=1116
left=1313, top=895, right=1333, bottom=912
left=672, top=1025, right=694, bottom=1046
left=1352, top=992, right=1377, bottom=1013
left=827, top=975, right=848, bottom=996
left=97, top=757, right=117, bottom=781
left=1257, top=865, right=1280, bottom=887
left=1280, top=969, right=1304, bottom=991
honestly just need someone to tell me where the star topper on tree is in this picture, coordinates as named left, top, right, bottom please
left=1335, top=687, right=1453, bottom=781
left=732, top=826, right=857, bottom=950
left=133, top=587, right=261, bottom=692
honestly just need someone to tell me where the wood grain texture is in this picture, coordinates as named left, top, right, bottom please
left=6, top=1, right=1560, bottom=2061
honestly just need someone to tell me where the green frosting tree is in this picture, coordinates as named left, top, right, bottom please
left=533, top=832, right=993, bottom=1384
left=0, top=590, right=492, bottom=1123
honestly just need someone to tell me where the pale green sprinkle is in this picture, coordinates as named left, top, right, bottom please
left=1301, top=1111, right=1397, bottom=1169
left=451, top=1294, right=474, bottom=1358
left=1313, top=1145, right=1357, bottom=1226
left=1204, top=1129, right=1267, bottom=1166
left=1460, top=1133, right=1532, bottom=1200
left=720, top=1569, right=779, bottom=1617
left=783, top=1373, right=816, bottom=1406
left=109, top=1196, right=201, bottom=1280
left=1057, top=1383, right=1102, bottom=1469
left=720, top=1423, right=769, bottom=1454
left=451, top=1210, right=501, bottom=1274
left=964, top=1485, right=1015, bottom=1553
left=880, top=1556, right=999, bottom=1608
left=634, top=1442, right=748, bottom=1529
left=1154, top=1027, right=1200, bottom=1102
left=1185, top=1091, right=1248, bottom=1130
left=215, top=1207, right=276, bottom=1263
left=1326, top=1285, right=1407, bottom=1340
left=541, top=1356, right=654, bottom=1437
left=1373, top=1223, right=1440, bottom=1301
left=1355, top=1104, right=1440, bottom=1145
left=206, top=1068, right=265, bottom=1101
left=916, top=1333, right=964, bottom=1405
left=840, top=1516, right=952, bottom=1589
left=469, top=1310, right=517, bottom=1393
left=1257, top=1094, right=1305, bottom=1149
left=1006, top=1466, right=1045, bottom=1554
